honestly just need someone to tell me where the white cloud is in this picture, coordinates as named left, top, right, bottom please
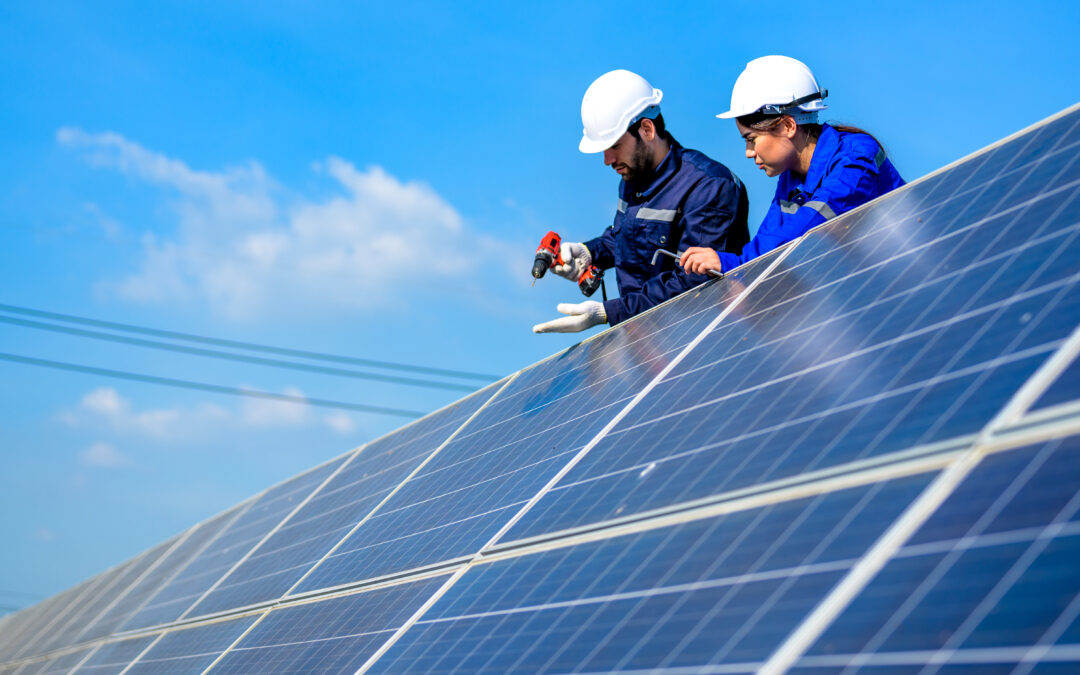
left=240, top=386, right=311, bottom=427
left=323, top=411, right=355, bottom=434
left=58, top=128, right=524, bottom=320
left=63, top=386, right=326, bottom=437
left=79, top=442, right=132, bottom=468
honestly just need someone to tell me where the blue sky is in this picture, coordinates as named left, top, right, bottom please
left=1, top=0, right=1078, bottom=608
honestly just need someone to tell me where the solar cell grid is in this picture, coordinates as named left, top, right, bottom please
left=72, top=636, right=155, bottom=673
left=112, top=503, right=250, bottom=633
left=122, top=454, right=347, bottom=628
left=504, top=124, right=1080, bottom=541
left=293, top=261, right=774, bottom=594
left=186, top=381, right=504, bottom=617
left=802, top=435, right=1080, bottom=672
left=212, top=575, right=449, bottom=673
left=72, top=537, right=180, bottom=645
left=122, top=616, right=257, bottom=674
left=13, top=648, right=92, bottom=675
left=367, top=473, right=933, bottom=674
left=4, top=574, right=107, bottom=661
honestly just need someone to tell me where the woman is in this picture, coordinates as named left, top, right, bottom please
left=680, top=55, right=905, bottom=275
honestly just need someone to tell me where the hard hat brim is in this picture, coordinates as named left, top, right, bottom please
left=715, top=110, right=739, bottom=119
left=579, top=134, right=615, bottom=154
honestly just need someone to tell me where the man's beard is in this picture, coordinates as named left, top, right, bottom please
left=621, top=137, right=654, bottom=184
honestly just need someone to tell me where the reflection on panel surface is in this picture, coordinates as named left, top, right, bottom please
left=369, top=474, right=931, bottom=673
left=295, top=261, right=770, bottom=593
left=508, top=107, right=1080, bottom=541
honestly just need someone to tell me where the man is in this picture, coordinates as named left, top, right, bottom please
left=533, top=69, right=749, bottom=334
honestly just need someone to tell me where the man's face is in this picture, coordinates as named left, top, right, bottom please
left=603, top=131, right=652, bottom=182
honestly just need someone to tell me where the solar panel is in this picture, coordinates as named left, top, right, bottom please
left=1, top=103, right=1077, bottom=674
left=184, top=381, right=505, bottom=619
left=118, top=454, right=348, bottom=631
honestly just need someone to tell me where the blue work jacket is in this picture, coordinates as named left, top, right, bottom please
left=716, top=124, right=905, bottom=272
left=583, top=140, right=749, bottom=325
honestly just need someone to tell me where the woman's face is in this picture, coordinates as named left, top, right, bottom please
left=736, top=118, right=798, bottom=177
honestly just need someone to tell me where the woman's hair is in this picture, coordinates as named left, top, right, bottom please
left=736, top=112, right=879, bottom=147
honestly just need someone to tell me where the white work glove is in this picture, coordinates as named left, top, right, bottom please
left=552, top=242, right=592, bottom=281
left=533, top=301, right=608, bottom=334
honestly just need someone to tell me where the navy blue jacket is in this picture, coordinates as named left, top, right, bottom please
left=717, top=124, right=905, bottom=272
left=583, top=140, right=749, bottom=325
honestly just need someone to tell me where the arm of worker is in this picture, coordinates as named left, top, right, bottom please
left=691, top=143, right=890, bottom=275
left=582, top=226, right=616, bottom=270
left=602, top=176, right=740, bottom=326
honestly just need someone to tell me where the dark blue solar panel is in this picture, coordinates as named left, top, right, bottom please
left=505, top=113, right=1080, bottom=541
left=16, top=649, right=93, bottom=674
left=293, top=257, right=776, bottom=593
left=122, top=616, right=257, bottom=674
left=368, top=473, right=932, bottom=674
left=98, top=504, right=246, bottom=635
left=185, top=383, right=504, bottom=618
left=28, top=559, right=148, bottom=658
left=0, top=580, right=92, bottom=662
left=213, top=575, right=448, bottom=673
left=1030, top=355, right=1080, bottom=412
left=801, top=435, right=1080, bottom=672
left=121, top=455, right=346, bottom=629
left=72, top=538, right=179, bottom=645
left=74, top=636, right=156, bottom=673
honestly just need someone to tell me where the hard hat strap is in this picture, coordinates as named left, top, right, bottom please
left=760, top=89, right=828, bottom=116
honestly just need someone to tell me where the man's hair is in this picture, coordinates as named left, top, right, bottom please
left=628, top=113, right=671, bottom=142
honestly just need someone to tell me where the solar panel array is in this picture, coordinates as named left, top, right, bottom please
left=2, top=103, right=1078, bottom=674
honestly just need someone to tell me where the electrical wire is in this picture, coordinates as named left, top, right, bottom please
left=0, top=302, right=500, bottom=382
left=0, top=351, right=426, bottom=419
left=0, top=315, right=478, bottom=392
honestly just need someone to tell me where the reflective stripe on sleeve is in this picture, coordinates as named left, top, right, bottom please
left=636, top=207, right=678, bottom=222
left=618, top=199, right=628, bottom=213
left=803, top=200, right=837, bottom=220
left=874, top=147, right=887, bottom=169
left=779, top=200, right=800, bottom=215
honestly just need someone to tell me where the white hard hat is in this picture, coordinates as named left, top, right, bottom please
left=579, top=69, right=663, bottom=154
left=716, top=55, right=828, bottom=122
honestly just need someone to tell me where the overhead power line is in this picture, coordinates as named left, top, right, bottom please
left=0, top=302, right=500, bottom=382
left=0, top=315, right=477, bottom=393
left=0, top=351, right=425, bottom=419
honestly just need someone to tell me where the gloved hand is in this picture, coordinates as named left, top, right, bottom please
left=552, top=242, right=592, bottom=281
left=533, top=301, right=607, bottom=334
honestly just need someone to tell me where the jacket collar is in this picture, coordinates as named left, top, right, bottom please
left=800, top=123, right=839, bottom=194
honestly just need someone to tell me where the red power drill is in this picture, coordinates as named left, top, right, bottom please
left=531, top=231, right=605, bottom=298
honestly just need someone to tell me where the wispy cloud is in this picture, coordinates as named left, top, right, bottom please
left=79, top=442, right=133, bottom=468
left=57, top=128, right=525, bottom=320
left=61, top=386, right=352, bottom=436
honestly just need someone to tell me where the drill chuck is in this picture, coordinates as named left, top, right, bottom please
left=532, top=250, right=555, bottom=279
